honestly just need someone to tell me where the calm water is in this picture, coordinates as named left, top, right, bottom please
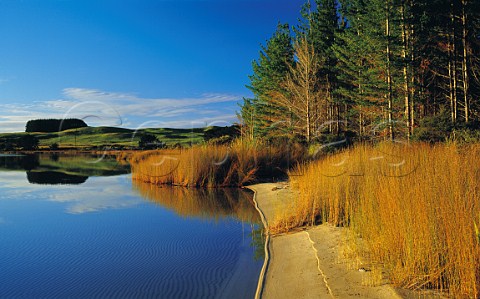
left=0, top=154, right=263, bottom=299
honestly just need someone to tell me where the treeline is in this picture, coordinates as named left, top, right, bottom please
left=26, top=119, right=87, bottom=133
left=0, top=135, right=39, bottom=151
left=239, top=0, right=480, bottom=143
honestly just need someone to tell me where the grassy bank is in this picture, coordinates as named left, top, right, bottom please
left=0, top=125, right=235, bottom=150
left=275, top=142, right=480, bottom=297
left=130, top=140, right=304, bottom=187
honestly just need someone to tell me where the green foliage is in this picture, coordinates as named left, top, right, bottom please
left=0, top=137, right=16, bottom=151
left=309, top=131, right=355, bottom=155
left=206, top=135, right=234, bottom=145
left=0, top=126, right=238, bottom=150
left=300, top=0, right=339, bottom=100
left=412, top=113, right=452, bottom=142
left=448, top=129, right=480, bottom=144
left=241, top=0, right=480, bottom=145
left=19, top=135, right=39, bottom=150
left=139, top=134, right=166, bottom=150
left=242, top=23, right=294, bottom=139
left=203, top=125, right=239, bottom=142
left=412, top=112, right=480, bottom=143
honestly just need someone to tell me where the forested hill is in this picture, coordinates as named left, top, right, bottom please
left=25, top=119, right=88, bottom=133
left=239, top=0, right=480, bottom=144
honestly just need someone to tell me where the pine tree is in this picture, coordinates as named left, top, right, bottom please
left=242, top=23, right=294, bottom=141
left=242, top=0, right=480, bottom=144
left=335, top=0, right=394, bottom=137
left=299, top=0, right=341, bottom=133
left=411, top=0, right=480, bottom=126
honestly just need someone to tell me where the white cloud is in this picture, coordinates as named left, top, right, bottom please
left=158, top=114, right=239, bottom=128
left=62, top=88, right=239, bottom=118
left=0, top=172, right=141, bottom=214
left=57, top=180, right=141, bottom=214
left=0, top=88, right=242, bottom=132
left=0, top=101, right=75, bottom=132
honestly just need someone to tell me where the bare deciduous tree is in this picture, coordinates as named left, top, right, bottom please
left=270, top=38, right=326, bottom=143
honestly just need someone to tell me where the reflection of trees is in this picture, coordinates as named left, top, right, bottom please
left=0, top=154, right=39, bottom=171
left=133, top=181, right=261, bottom=223
left=27, top=171, right=88, bottom=185
left=250, top=226, right=266, bottom=261
left=0, top=154, right=130, bottom=177
left=21, top=155, right=39, bottom=170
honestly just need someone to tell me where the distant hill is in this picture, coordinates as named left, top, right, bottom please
left=26, top=118, right=87, bottom=133
left=0, top=125, right=239, bottom=150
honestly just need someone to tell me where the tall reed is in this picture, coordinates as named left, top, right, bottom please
left=130, top=140, right=305, bottom=187
left=281, top=142, right=480, bottom=297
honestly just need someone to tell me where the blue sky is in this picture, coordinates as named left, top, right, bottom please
left=0, top=0, right=303, bottom=132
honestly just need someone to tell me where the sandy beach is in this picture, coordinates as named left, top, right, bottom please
left=247, top=183, right=406, bottom=299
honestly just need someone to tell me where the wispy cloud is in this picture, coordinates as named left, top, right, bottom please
left=0, top=88, right=241, bottom=132
left=47, top=176, right=142, bottom=214
left=0, top=102, right=69, bottom=132
left=0, top=172, right=142, bottom=214
left=62, top=88, right=239, bottom=118
left=0, top=76, right=15, bottom=85
left=158, top=114, right=239, bottom=128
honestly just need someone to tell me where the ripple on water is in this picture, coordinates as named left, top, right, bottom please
left=0, top=208, right=261, bottom=299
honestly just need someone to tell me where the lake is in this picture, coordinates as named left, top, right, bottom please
left=0, top=153, right=264, bottom=299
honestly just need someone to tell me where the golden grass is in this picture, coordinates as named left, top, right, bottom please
left=130, top=140, right=305, bottom=187
left=279, top=142, right=480, bottom=297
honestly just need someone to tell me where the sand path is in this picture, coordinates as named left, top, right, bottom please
left=248, top=183, right=404, bottom=299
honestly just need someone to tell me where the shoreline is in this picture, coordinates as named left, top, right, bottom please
left=247, top=183, right=407, bottom=299
left=245, top=185, right=270, bottom=299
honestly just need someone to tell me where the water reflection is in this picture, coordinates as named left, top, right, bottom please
left=0, top=155, right=264, bottom=298
left=0, top=154, right=39, bottom=170
left=134, top=181, right=265, bottom=261
left=0, top=153, right=129, bottom=185
left=133, top=180, right=261, bottom=223
left=27, top=171, right=88, bottom=185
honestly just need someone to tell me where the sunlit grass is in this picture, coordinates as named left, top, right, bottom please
left=276, top=142, right=480, bottom=297
left=130, top=140, right=305, bottom=187
left=0, top=126, right=210, bottom=149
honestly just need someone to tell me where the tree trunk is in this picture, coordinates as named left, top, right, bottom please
left=306, top=48, right=311, bottom=143
left=386, top=0, right=394, bottom=140
left=461, top=0, right=469, bottom=123
left=409, top=0, right=415, bottom=130
left=401, top=1, right=412, bottom=139
left=449, top=0, right=458, bottom=123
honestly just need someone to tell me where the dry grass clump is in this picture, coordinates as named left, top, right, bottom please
left=280, top=142, right=480, bottom=297
left=130, top=140, right=304, bottom=187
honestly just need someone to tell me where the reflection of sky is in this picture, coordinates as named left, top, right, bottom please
left=0, top=170, right=262, bottom=299
left=0, top=172, right=143, bottom=214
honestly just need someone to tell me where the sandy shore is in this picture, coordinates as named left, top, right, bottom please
left=247, top=183, right=405, bottom=299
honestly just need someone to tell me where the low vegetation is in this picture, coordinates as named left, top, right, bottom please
left=274, top=142, right=480, bottom=297
left=130, top=140, right=305, bottom=187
